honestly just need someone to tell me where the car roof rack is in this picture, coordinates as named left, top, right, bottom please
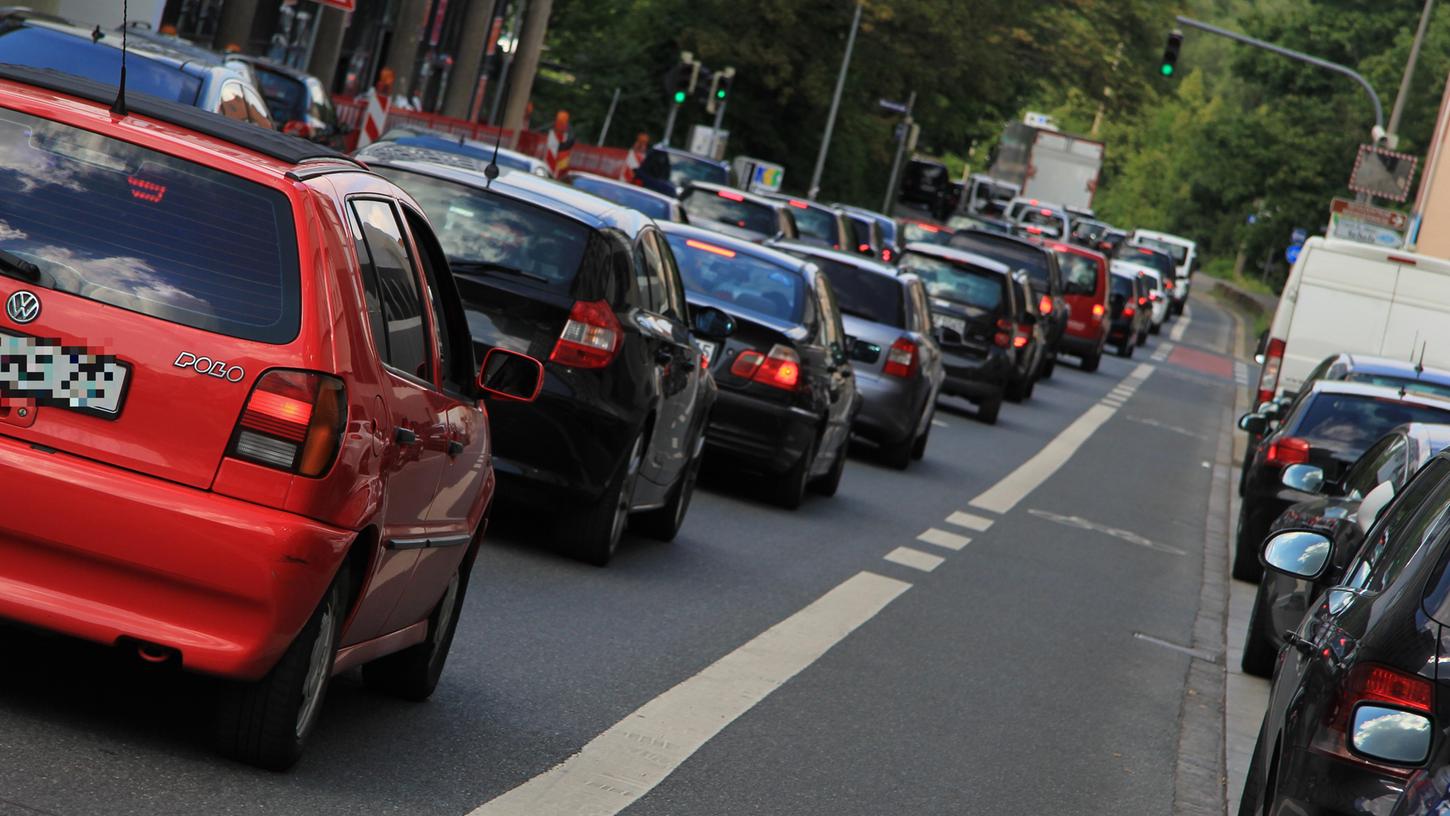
left=0, top=63, right=362, bottom=167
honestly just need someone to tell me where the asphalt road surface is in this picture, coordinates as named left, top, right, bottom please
left=0, top=293, right=1239, bottom=816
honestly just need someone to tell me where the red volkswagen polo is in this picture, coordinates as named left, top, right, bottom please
left=1050, top=242, right=1110, bottom=372
left=0, top=66, right=542, bottom=769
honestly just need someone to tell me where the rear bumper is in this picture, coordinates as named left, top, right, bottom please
left=853, top=370, right=924, bottom=443
left=940, top=347, right=1008, bottom=403
left=704, top=388, right=818, bottom=474
left=1059, top=333, right=1104, bottom=357
left=0, top=433, right=353, bottom=680
left=488, top=379, right=638, bottom=508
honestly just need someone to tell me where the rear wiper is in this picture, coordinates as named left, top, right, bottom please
left=450, top=259, right=551, bottom=284
left=0, top=249, right=39, bottom=282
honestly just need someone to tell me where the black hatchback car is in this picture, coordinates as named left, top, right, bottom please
left=359, top=142, right=731, bottom=565
left=948, top=229, right=1067, bottom=379
left=1234, top=382, right=1450, bottom=582
left=660, top=221, right=859, bottom=508
left=898, top=243, right=1021, bottom=424
left=1241, top=451, right=1450, bottom=815
left=681, top=182, right=800, bottom=243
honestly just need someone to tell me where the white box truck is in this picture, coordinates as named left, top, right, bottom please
left=1256, top=237, right=1450, bottom=405
left=989, top=120, right=1104, bottom=212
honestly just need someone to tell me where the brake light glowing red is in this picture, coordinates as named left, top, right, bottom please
left=551, top=300, right=621, bottom=369
left=1028, top=199, right=1039, bottom=206
left=730, top=344, right=800, bottom=390
left=1039, top=208, right=1052, bottom=216
left=1026, top=226, right=1043, bottom=235
left=1138, top=248, right=1154, bottom=256
left=859, top=243, right=871, bottom=252
left=1138, top=296, right=1147, bottom=306
left=883, top=337, right=918, bottom=378
left=881, top=248, right=893, bottom=261
left=1012, top=327, right=1029, bottom=348
left=1257, top=337, right=1285, bottom=405
left=128, top=177, right=166, bottom=203
left=787, top=199, right=809, bottom=209
left=1122, top=305, right=1135, bottom=317
left=232, top=370, right=346, bottom=477
left=718, top=190, right=746, bottom=201
left=1264, top=436, right=1310, bottom=466
left=916, top=222, right=942, bottom=233
left=1039, top=294, right=1053, bottom=315
left=1092, top=303, right=1105, bottom=318
left=993, top=317, right=1012, bottom=348
left=242, top=390, right=313, bottom=442
left=686, top=239, right=736, bottom=258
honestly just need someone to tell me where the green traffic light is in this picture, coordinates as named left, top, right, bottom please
left=716, top=89, right=726, bottom=99
left=673, top=91, right=686, bottom=103
left=1160, top=64, right=1174, bottom=77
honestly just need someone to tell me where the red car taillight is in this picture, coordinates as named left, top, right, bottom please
left=1264, top=436, right=1310, bottom=466
left=730, top=344, right=800, bottom=390
left=1313, top=663, right=1433, bottom=776
left=1013, top=324, right=1030, bottom=348
left=1257, top=337, right=1285, bottom=406
left=881, top=247, right=894, bottom=262
left=232, top=370, right=347, bottom=477
left=1137, top=296, right=1148, bottom=307
left=550, top=300, right=621, bottom=369
left=993, top=317, right=1013, bottom=348
left=1122, top=305, right=1136, bottom=317
left=1092, top=303, right=1105, bottom=318
left=1038, top=294, right=1053, bottom=315
left=883, top=337, right=918, bottom=378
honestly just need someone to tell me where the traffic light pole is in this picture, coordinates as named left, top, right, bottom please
left=881, top=91, right=915, bottom=214
left=808, top=0, right=863, bottom=200
left=1174, top=15, right=1384, bottom=137
left=663, top=104, right=680, bottom=146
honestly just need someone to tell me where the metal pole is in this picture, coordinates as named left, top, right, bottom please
left=1176, top=15, right=1384, bottom=134
left=1388, top=0, right=1435, bottom=146
left=882, top=91, right=915, bottom=214
left=488, top=0, right=526, bottom=126
left=597, top=87, right=621, bottom=145
left=662, top=104, right=680, bottom=146
left=707, top=98, right=728, bottom=158
left=808, top=0, right=863, bottom=200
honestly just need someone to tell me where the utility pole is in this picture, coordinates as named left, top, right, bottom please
left=597, top=87, right=621, bottom=145
left=1387, top=0, right=1435, bottom=148
left=882, top=91, right=916, bottom=214
left=706, top=67, right=735, bottom=159
left=808, top=0, right=863, bottom=200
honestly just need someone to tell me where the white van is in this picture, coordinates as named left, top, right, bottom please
left=1256, top=237, right=1450, bottom=406
left=1130, top=229, right=1197, bottom=315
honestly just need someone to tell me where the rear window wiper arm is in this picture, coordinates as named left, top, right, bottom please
left=0, top=249, right=40, bottom=282
left=451, top=259, right=551, bottom=284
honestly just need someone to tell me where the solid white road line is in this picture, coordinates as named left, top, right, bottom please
left=944, top=511, right=994, bottom=532
left=882, top=546, right=946, bottom=572
left=970, top=365, right=1156, bottom=515
left=468, top=571, right=911, bottom=816
left=917, top=528, right=970, bottom=551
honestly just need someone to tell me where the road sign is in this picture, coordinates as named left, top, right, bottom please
left=1349, top=144, right=1418, bottom=202
left=1285, top=244, right=1302, bottom=264
left=878, top=98, right=909, bottom=115
left=1291, top=228, right=1308, bottom=244
left=1329, top=197, right=1408, bottom=248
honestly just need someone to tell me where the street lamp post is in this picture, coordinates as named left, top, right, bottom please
left=807, top=1, right=863, bottom=201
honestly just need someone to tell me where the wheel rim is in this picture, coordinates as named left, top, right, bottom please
left=609, top=437, right=644, bottom=553
left=295, top=600, right=336, bottom=739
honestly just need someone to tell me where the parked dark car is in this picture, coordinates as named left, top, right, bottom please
left=948, top=229, right=1067, bottom=379
left=680, top=182, right=800, bottom=243
left=359, top=142, right=730, bottom=566
left=1239, top=451, right=1450, bottom=815
left=229, top=54, right=345, bottom=147
left=636, top=145, right=731, bottom=197
left=1242, top=423, right=1450, bottom=678
left=1233, top=381, right=1450, bottom=582
left=566, top=171, right=688, bottom=222
left=1107, top=268, right=1148, bottom=357
left=775, top=243, right=944, bottom=468
left=838, top=204, right=903, bottom=263
left=898, top=243, right=1020, bottom=424
left=659, top=221, right=859, bottom=508
left=764, top=194, right=850, bottom=249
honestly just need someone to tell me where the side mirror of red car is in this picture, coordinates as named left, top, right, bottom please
left=477, top=348, right=544, bottom=403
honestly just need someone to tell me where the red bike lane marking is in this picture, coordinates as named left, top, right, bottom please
left=1168, top=346, right=1234, bottom=381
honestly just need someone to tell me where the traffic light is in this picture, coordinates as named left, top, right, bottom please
left=1160, top=30, right=1183, bottom=77
left=665, top=52, right=699, bottom=104
left=716, top=67, right=734, bottom=101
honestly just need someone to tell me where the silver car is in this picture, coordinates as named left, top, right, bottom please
left=775, top=242, right=945, bottom=468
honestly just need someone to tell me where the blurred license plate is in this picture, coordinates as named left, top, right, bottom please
left=0, top=333, right=128, bottom=416
left=933, top=315, right=966, bottom=336
left=693, top=339, right=719, bottom=366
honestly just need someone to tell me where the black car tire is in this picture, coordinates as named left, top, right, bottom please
left=1149, top=321, right=1161, bottom=335
left=1004, top=378, right=1026, bottom=403
left=214, top=563, right=348, bottom=771
left=1137, top=330, right=1148, bottom=347
left=881, top=432, right=913, bottom=471
left=1240, top=584, right=1278, bottom=678
left=977, top=396, right=1001, bottom=425
left=1039, top=353, right=1056, bottom=380
left=772, top=436, right=817, bottom=510
left=1081, top=349, right=1101, bottom=373
left=812, top=438, right=849, bottom=495
left=560, top=434, right=643, bottom=566
left=632, top=444, right=703, bottom=542
left=1117, top=339, right=1134, bottom=358
left=1232, top=503, right=1267, bottom=583
left=911, top=408, right=933, bottom=460
left=363, top=560, right=470, bottom=701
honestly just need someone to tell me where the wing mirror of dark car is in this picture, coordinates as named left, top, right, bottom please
left=1281, top=463, right=1326, bottom=494
left=1237, top=413, right=1268, bottom=435
left=477, top=347, right=544, bottom=403
left=1350, top=704, right=1432, bottom=765
left=690, top=306, right=736, bottom=339
left=849, top=337, right=882, bottom=363
left=1261, top=529, right=1333, bottom=581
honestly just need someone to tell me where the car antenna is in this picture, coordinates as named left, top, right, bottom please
left=484, top=122, right=503, bottom=189
left=1418, top=341, right=1427, bottom=375
left=110, top=0, right=129, bottom=116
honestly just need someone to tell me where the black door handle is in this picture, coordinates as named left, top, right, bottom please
left=395, top=427, right=419, bottom=445
left=1284, top=631, right=1313, bottom=655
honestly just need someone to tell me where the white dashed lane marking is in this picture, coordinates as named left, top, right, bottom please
left=882, top=547, right=946, bottom=572
left=945, top=511, right=994, bottom=532
left=917, top=528, right=970, bottom=551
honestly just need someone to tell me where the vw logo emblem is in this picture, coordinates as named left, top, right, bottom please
left=5, top=290, right=39, bottom=324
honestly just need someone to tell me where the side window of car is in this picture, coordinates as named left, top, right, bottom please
left=1342, top=458, right=1450, bottom=591
left=814, top=274, right=845, bottom=357
left=649, top=230, right=689, bottom=322
left=400, top=204, right=473, bottom=395
left=636, top=231, right=677, bottom=319
left=350, top=199, right=434, bottom=383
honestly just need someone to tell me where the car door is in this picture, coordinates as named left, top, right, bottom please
left=632, top=227, right=700, bottom=500
left=811, top=272, right=855, bottom=470
left=343, top=196, right=452, bottom=643
left=907, top=278, right=943, bottom=397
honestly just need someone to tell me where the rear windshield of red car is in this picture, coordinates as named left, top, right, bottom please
left=0, top=108, right=300, bottom=343
left=680, top=189, right=777, bottom=236
left=1293, top=394, right=1450, bottom=455
left=1056, top=251, right=1100, bottom=296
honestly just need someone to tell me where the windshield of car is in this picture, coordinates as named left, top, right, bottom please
left=1135, top=237, right=1189, bottom=265
left=811, top=258, right=904, bottom=327
left=665, top=234, right=805, bottom=323
left=1055, top=251, right=1099, bottom=295
left=668, top=155, right=729, bottom=187
left=900, top=222, right=952, bottom=246
left=375, top=167, right=591, bottom=294
left=1110, top=274, right=1135, bottom=300
left=681, top=190, right=777, bottom=235
left=949, top=233, right=1050, bottom=291
left=0, top=27, right=203, bottom=105
left=788, top=205, right=838, bottom=244
left=569, top=176, right=672, bottom=220
left=253, top=66, right=306, bottom=122
left=1344, top=373, right=1450, bottom=401
left=1017, top=209, right=1063, bottom=236
left=0, top=107, right=299, bottom=342
left=899, top=252, right=1003, bottom=310
left=1292, top=394, right=1450, bottom=455
left=1123, top=245, right=1176, bottom=278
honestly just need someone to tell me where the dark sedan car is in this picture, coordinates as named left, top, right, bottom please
left=360, top=142, right=729, bottom=566
left=1233, top=381, right=1450, bottom=582
left=1240, top=451, right=1450, bottom=815
left=681, top=182, right=800, bottom=243
left=660, top=221, right=859, bottom=508
left=948, top=229, right=1067, bottom=379
left=1107, top=267, right=1147, bottom=357
left=1241, top=422, right=1450, bottom=677
left=764, top=194, right=850, bottom=250
left=775, top=243, right=944, bottom=468
left=566, top=172, right=687, bottom=222
left=898, top=243, right=1021, bottom=424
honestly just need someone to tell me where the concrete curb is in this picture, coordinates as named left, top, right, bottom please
left=1200, top=277, right=1278, bottom=324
